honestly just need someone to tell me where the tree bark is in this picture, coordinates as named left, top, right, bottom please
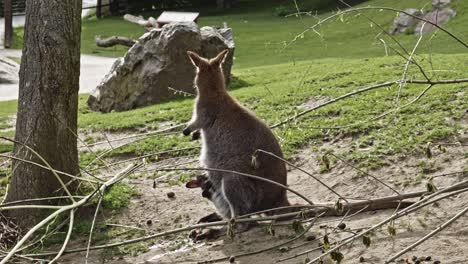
left=5, top=0, right=82, bottom=228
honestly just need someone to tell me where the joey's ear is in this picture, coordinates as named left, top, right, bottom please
left=187, top=51, right=204, bottom=68
left=211, top=49, right=229, bottom=66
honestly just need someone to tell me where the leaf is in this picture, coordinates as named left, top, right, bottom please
left=387, top=221, right=397, bottom=236
left=437, top=144, right=447, bottom=153
left=267, top=223, right=275, bottom=236
left=323, top=234, right=330, bottom=250
left=278, top=246, right=290, bottom=252
left=320, top=154, right=330, bottom=172
left=362, top=235, right=371, bottom=248
left=426, top=178, right=438, bottom=193
left=335, top=199, right=343, bottom=213
left=425, top=142, right=432, bottom=159
left=330, top=250, right=344, bottom=263
left=227, top=219, right=236, bottom=240
left=292, top=220, right=305, bottom=234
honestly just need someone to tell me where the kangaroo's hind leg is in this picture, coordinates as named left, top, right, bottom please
left=193, top=174, right=259, bottom=241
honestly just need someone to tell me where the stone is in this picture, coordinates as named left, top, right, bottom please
left=0, top=56, right=19, bottom=84
left=415, top=8, right=456, bottom=34
left=87, top=22, right=235, bottom=113
left=389, top=8, right=423, bottom=35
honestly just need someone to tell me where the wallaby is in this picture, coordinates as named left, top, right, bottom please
left=183, top=49, right=290, bottom=241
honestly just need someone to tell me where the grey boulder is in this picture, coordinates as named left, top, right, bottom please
left=88, top=22, right=235, bottom=113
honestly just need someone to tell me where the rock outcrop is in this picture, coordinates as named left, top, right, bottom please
left=88, top=22, right=234, bottom=113
left=388, top=8, right=423, bottom=35
left=389, top=1, right=456, bottom=35
left=0, top=56, right=19, bottom=84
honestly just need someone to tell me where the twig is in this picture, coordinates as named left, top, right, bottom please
left=396, top=22, right=426, bottom=105
left=0, top=163, right=141, bottom=264
left=306, top=180, right=468, bottom=263
left=0, top=153, right=100, bottom=184
left=0, top=137, right=76, bottom=202
left=286, top=6, right=468, bottom=50
left=201, top=212, right=327, bottom=264
left=83, top=124, right=184, bottom=148
left=270, top=78, right=468, bottom=129
left=49, top=209, right=74, bottom=263
left=85, top=190, right=105, bottom=263
left=386, top=205, right=468, bottom=263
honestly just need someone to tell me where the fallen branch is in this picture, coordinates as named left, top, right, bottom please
left=0, top=163, right=142, bottom=264
left=123, top=14, right=158, bottom=29
left=95, top=35, right=136, bottom=48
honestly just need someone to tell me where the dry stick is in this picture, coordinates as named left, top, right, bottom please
left=0, top=196, right=85, bottom=208
left=306, top=180, right=468, bottom=264
left=156, top=167, right=315, bottom=206
left=85, top=191, right=105, bottom=264
left=0, top=137, right=75, bottom=202
left=201, top=212, right=327, bottom=264
left=21, top=184, right=462, bottom=258
left=396, top=22, right=426, bottom=105
left=286, top=6, right=468, bottom=50
left=328, top=153, right=400, bottom=196
left=386, top=205, right=468, bottom=263
left=0, top=154, right=100, bottom=184
left=339, top=0, right=430, bottom=81
left=89, top=146, right=199, bottom=172
left=49, top=209, right=75, bottom=264
left=82, top=131, right=183, bottom=172
left=336, top=0, right=431, bottom=82
left=83, top=124, right=185, bottom=148
left=270, top=78, right=468, bottom=129
left=271, top=81, right=395, bottom=129
left=24, top=167, right=321, bottom=258
left=0, top=163, right=141, bottom=264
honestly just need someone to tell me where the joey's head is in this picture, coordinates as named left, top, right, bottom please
left=187, top=49, right=229, bottom=95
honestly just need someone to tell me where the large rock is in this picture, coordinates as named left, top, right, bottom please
left=415, top=8, right=456, bottom=34
left=389, top=8, right=423, bottom=35
left=432, top=0, right=451, bottom=9
left=88, top=22, right=235, bottom=112
left=0, top=56, right=19, bottom=84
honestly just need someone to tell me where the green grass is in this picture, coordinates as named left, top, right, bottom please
left=77, top=52, right=466, bottom=170
left=1, top=53, right=467, bottom=170
left=12, top=0, right=468, bottom=69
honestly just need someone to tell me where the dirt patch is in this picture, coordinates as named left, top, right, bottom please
left=58, top=140, right=467, bottom=264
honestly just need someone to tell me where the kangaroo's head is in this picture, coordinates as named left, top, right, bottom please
left=187, top=49, right=229, bottom=95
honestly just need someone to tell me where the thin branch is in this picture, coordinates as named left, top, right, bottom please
left=396, top=22, right=426, bottom=105
left=0, top=137, right=76, bottom=202
left=49, top=209, right=74, bottom=264
left=386, top=205, right=468, bottom=263
left=286, top=6, right=468, bottom=50
left=0, top=163, right=142, bottom=264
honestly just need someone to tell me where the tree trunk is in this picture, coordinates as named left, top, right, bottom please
left=5, top=0, right=82, bottom=228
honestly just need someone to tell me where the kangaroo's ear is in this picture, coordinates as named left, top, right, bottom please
left=211, top=49, right=229, bottom=66
left=187, top=51, right=204, bottom=68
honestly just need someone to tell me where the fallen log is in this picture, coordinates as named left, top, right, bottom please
left=95, top=35, right=136, bottom=48
left=123, top=14, right=158, bottom=29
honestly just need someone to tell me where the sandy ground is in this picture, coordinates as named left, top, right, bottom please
left=0, top=49, right=117, bottom=101
left=56, top=131, right=468, bottom=264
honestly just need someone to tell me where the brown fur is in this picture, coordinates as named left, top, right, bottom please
left=184, top=50, right=289, bottom=240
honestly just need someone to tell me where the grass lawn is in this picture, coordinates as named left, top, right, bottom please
left=2, top=53, right=467, bottom=170
left=3, top=0, right=467, bottom=187
left=11, top=0, right=468, bottom=69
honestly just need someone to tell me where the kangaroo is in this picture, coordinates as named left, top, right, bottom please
left=183, top=49, right=290, bottom=241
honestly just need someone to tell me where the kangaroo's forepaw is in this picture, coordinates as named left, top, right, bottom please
left=190, top=228, right=221, bottom=242
left=191, top=130, right=201, bottom=140
left=182, top=127, right=191, bottom=136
